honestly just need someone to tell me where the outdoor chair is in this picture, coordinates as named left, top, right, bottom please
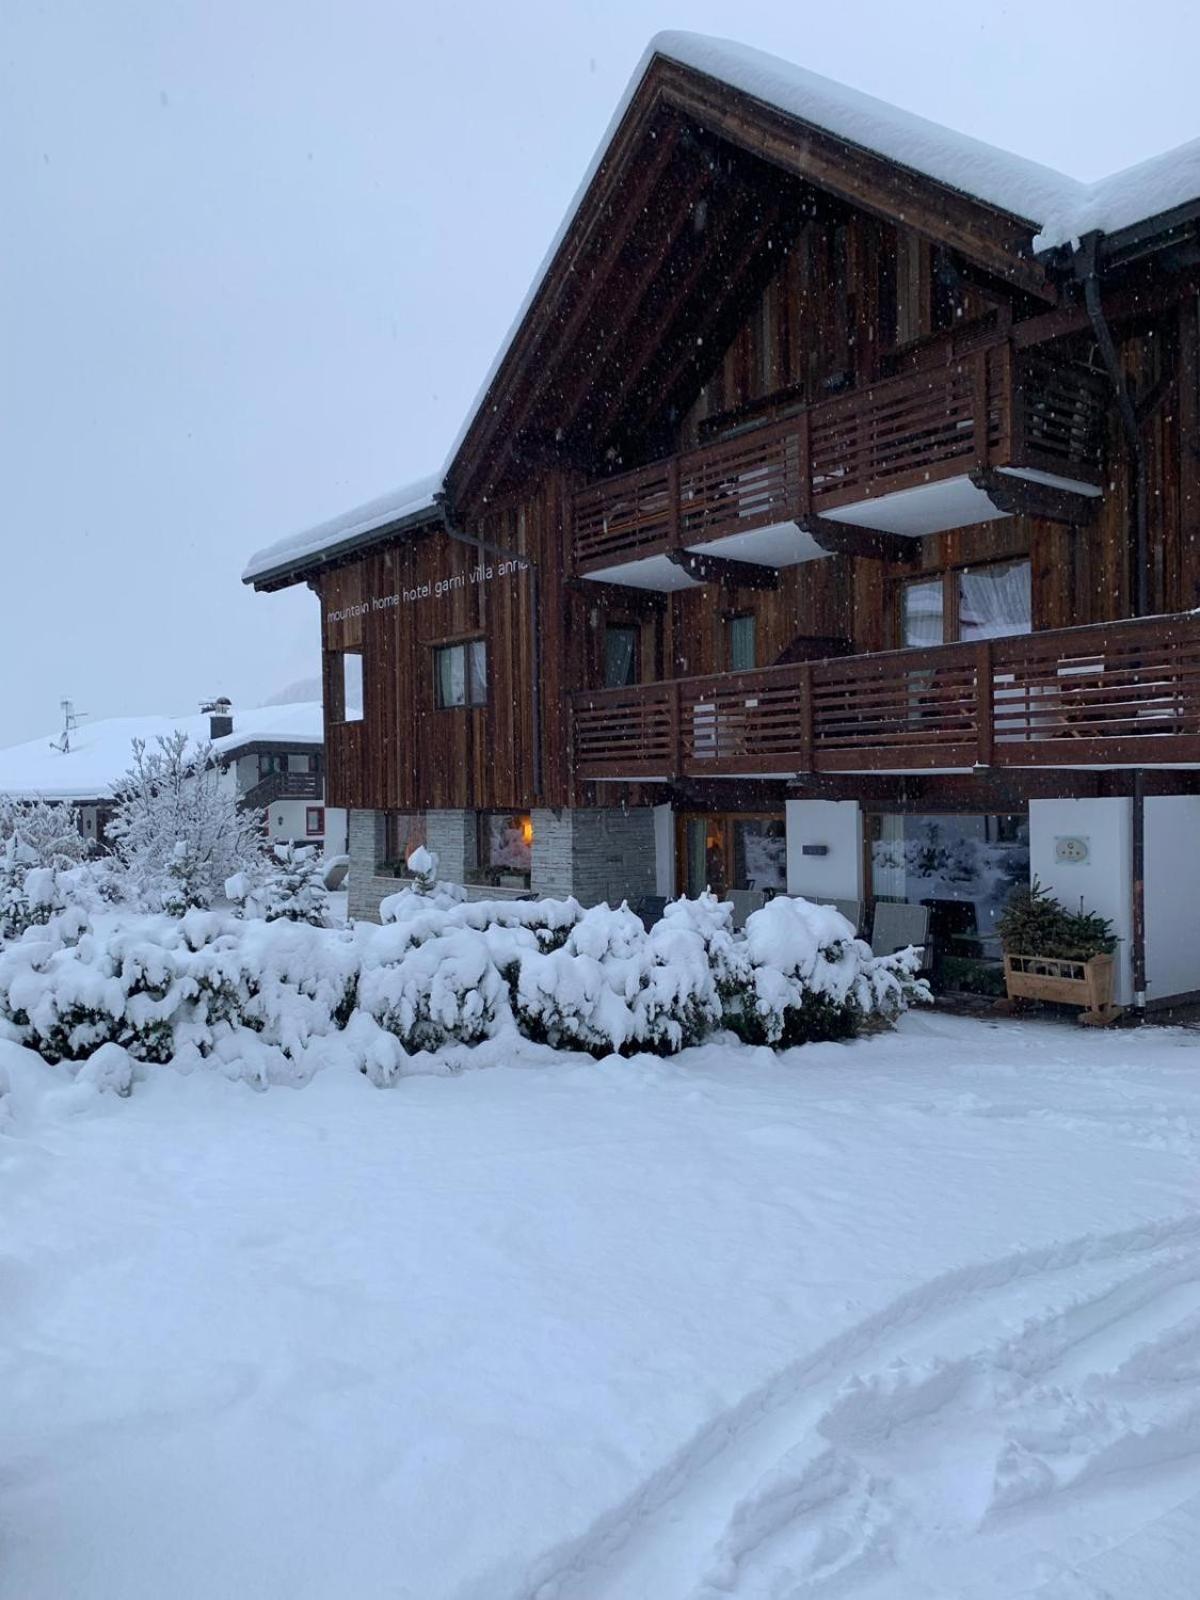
left=870, top=901, right=932, bottom=970
left=725, top=888, right=768, bottom=930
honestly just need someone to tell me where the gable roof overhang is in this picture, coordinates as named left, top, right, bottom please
left=443, top=37, right=1062, bottom=511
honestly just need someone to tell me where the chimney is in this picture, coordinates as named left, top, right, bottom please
left=202, top=696, right=233, bottom=740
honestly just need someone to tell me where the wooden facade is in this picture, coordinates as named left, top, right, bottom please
left=275, top=50, right=1200, bottom=825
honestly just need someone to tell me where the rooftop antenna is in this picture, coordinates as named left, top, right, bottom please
left=49, top=698, right=86, bottom=755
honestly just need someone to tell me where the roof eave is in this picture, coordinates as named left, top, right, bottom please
left=245, top=503, right=444, bottom=593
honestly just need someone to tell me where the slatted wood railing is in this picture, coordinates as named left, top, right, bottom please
left=572, top=332, right=1106, bottom=575
left=570, top=614, right=1200, bottom=779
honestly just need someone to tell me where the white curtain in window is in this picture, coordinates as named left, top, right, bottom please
left=959, top=563, right=1031, bottom=641
left=902, top=580, right=944, bottom=647
left=439, top=647, right=465, bottom=707
left=468, top=640, right=487, bottom=704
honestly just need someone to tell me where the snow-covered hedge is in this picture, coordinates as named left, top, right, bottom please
left=0, top=890, right=928, bottom=1084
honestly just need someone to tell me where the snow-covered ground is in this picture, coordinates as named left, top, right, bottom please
left=2, top=1013, right=1199, bottom=1599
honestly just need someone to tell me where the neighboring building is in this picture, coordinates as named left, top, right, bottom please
left=0, top=702, right=346, bottom=855
left=244, top=32, right=1200, bottom=1008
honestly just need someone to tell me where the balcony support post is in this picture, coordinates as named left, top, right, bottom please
left=972, top=347, right=992, bottom=470
left=793, top=408, right=812, bottom=521
left=667, top=680, right=681, bottom=782
left=666, top=457, right=681, bottom=554
left=974, top=639, right=994, bottom=768
left=796, top=662, right=814, bottom=774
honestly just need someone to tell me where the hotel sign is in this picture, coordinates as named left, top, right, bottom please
left=326, top=558, right=530, bottom=628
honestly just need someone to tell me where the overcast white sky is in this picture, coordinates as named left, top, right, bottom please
left=3, top=0, right=1199, bottom=749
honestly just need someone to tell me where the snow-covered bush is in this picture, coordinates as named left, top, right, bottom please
left=724, top=898, right=929, bottom=1047
left=107, top=732, right=264, bottom=911
left=0, top=796, right=90, bottom=870
left=0, top=835, right=67, bottom=943
left=514, top=900, right=725, bottom=1056
left=0, top=891, right=929, bottom=1080
left=238, top=843, right=329, bottom=925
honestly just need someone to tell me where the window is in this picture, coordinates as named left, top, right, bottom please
left=900, top=561, right=1031, bottom=647
left=870, top=812, right=1030, bottom=946
left=474, top=812, right=533, bottom=885
left=435, top=639, right=487, bottom=708
left=603, top=625, right=639, bottom=688
left=958, top=561, right=1031, bottom=642
left=305, top=807, right=324, bottom=836
left=327, top=649, right=363, bottom=724
left=727, top=613, right=757, bottom=672
left=258, top=752, right=286, bottom=778
left=902, top=579, right=944, bottom=648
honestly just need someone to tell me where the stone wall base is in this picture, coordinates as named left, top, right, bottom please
left=532, top=807, right=656, bottom=907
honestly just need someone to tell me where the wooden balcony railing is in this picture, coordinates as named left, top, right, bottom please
left=240, top=769, right=321, bottom=809
left=571, top=614, right=1200, bottom=779
left=572, top=330, right=1108, bottom=575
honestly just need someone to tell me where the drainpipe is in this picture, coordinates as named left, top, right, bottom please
left=1074, top=232, right=1147, bottom=1012
left=435, top=499, right=544, bottom=802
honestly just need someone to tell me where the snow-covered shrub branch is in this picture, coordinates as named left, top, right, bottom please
left=107, top=732, right=264, bottom=912
left=0, top=889, right=929, bottom=1084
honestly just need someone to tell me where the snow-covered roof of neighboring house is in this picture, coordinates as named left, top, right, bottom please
left=243, top=473, right=442, bottom=587
left=243, top=31, right=1200, bottom=587
left=0, top=703, right=326, bottom=803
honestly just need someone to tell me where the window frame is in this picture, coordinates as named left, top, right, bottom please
left=895, top=558, right=1032, bottom=649
left=433, top=637, right=488, bottom=709
left=726, top=612, right=757, bottom=673
left=470, top=810, right=534, bottom=887
left=602, top=622, right=641, bottom=689
left=326, top=647, right=364, bottom=724
left=305, top=806, right=324, bottom=837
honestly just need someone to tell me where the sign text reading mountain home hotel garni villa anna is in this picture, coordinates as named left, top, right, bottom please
left=325, top=557, right=530, bottom=626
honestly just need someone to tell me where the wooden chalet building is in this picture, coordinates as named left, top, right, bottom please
left=245, top=33, right=1200, bottom=1009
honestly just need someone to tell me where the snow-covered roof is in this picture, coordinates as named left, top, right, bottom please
left=440, top=32, right=1200, bottom=477
left=0, top=703, right=326, bottom=803
left=244, top=31, right=1200, bottom=587
left=243, top=473, right=442, bottom=587
left=645, top=35, right=1200, bottom=250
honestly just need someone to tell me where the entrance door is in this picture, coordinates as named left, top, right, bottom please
left=678, top=813, right=786, bottom=899
left=682, top=817, right=727, bottom=899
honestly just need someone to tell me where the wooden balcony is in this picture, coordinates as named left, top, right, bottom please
left=240, top=769, right=321, bottom=809
left=571, top=614, right=1200, bottom=780
left=571, top=328, right=1109, bottom=588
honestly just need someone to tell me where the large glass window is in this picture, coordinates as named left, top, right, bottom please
left=476, top=813, right=533, bottom=885
left=435, top=639, right=487, bottom=708
left=603, top=625, right=639, bottom=688
left=871, top=812, right=1029, bottom=945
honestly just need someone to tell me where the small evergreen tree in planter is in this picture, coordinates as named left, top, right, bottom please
left=997, top=879, right=1120, bottom=1024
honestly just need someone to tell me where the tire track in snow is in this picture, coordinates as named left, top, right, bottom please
left=495, top=1211, right=1200, bottom=1600
left=694, top=1252, right=1200, bottom=1597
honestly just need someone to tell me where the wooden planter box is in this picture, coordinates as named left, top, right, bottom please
left=1002, top=951, right=1120, bottom=1025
